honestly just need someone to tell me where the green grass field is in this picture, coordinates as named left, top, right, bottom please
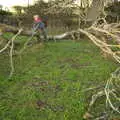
left=0, top=37, right=118, bottom=120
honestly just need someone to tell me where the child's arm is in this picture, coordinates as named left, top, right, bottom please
left=32, top=22, right=36, bottom=30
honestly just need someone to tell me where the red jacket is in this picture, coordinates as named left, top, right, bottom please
left=34, top=17, right=42, bottom=23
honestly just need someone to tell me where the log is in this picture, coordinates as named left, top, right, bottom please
left=0, top=23, right=73, bottom=41
left=0, top=23, right=32, bottom=36
left=0, top=23, right=120, bottom=43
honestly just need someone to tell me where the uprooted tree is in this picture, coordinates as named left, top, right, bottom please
left=0, top=0, right=120, bottom=119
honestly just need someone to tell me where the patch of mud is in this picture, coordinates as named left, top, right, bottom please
left=36, top=100, right=64, bottom=112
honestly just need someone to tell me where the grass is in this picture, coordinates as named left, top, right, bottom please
left=0, top=36, right=118, bottom=120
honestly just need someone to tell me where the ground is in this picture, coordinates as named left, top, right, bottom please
left=0, top=36, right=118, bottom=120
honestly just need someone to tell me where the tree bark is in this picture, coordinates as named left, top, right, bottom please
left=0, top=23, right=73, bottom=40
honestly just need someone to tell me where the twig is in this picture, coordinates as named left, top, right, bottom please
left=0, top=40, right=11, bottom=53
left=82, top=85, right=104, bottom=92
left=19, top=24, right=39, bottom=54
left=9, top=29, right=23, bottom=78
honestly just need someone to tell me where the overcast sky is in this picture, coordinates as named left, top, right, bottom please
left=0, top=0, right=48, bottom=8
left=0, top=0, right=119, bottom=9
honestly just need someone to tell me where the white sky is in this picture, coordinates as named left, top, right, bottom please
left=0, top=0, right=119, bottom=9
left=0, top=0, right=48, bottom=8
left=0, top=0, right=34, bottom=7
left=0, top=0, right=48, bottom=11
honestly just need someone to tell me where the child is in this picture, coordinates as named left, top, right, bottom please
left=33, top=15, right=47, bottom=41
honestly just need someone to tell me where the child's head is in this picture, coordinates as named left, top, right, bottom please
left=33, top=15, right=39, bottom=20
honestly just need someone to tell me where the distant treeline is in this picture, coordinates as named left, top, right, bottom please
left=0, top=0, right=120, bottom=29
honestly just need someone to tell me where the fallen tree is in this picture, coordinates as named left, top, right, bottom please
left=1, top=22, right=120, bottom=42
left=0, top=23, right=74, bottom=41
